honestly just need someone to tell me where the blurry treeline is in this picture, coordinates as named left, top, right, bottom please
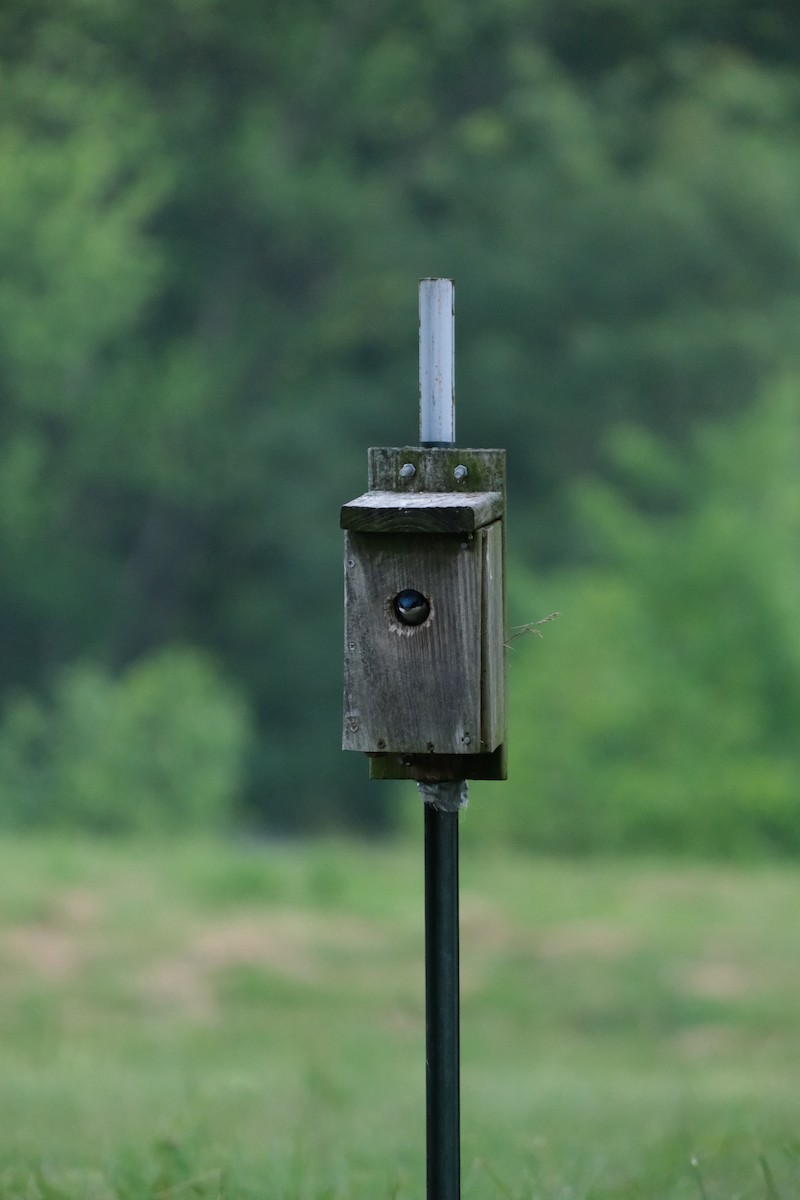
left=2, top=0, right=800, bottom=849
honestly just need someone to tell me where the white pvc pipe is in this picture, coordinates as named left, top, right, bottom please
left=419, top=278, right=455, bottom=445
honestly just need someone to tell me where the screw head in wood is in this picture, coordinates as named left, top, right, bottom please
left=399, top=462, right=416, bottom=479
left=393, top=588, right=431, bottom=626
left=454, top=464, right=468, bottom=481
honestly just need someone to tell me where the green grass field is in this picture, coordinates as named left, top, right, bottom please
left=1, top=833, right=799, bottom=1198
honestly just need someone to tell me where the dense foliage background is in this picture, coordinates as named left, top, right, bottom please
left=2, top=0, right=800, bottom=849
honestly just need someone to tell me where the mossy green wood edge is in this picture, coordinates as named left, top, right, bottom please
left=368, top=446, right=505, bottom=495
left=368, top=745, right=506, bottom=781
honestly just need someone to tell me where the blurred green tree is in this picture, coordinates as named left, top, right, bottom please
left=0, top=647, right=251, bottom=834
left=2, top=0, right=800, bottom=833
left=468, top=377, right=800, bottom=856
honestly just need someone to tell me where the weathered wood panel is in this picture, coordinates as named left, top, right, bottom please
left=341, top=444, right=507, bottom=780
left=368, top=447, right=506, bottom=495
left=480, top=521, right=506, bottom=752
left=340, top=490, right=503, bottom=534
left=343, top=531, right=483, bottom=755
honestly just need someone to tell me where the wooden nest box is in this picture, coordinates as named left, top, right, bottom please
left=341, top=445, right=507, bottom=782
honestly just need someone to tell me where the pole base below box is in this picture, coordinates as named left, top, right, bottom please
left=367, top=745, right=506, bottom=782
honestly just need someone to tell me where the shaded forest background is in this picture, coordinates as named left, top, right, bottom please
left=2, top=0, right=800, bottom=853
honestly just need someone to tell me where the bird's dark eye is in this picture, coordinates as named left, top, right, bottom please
left=393, top=589, right=430, bottom=626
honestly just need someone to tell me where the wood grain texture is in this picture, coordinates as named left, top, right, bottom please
left=341, top=445, right=508, bottom=780
left=368, top=447, right=505, bottom=496
left=340, top=490, right=503, bottom=534
left=480, top=521, right=506, bottom=751
left=343, top=531, right=483, bottom=754
left=363, top=523, right=507, bottom=781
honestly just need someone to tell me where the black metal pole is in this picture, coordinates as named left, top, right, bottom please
left=419, top=278, right=461, bottom=1199
left=424, top=803, right=461, bottom=1200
